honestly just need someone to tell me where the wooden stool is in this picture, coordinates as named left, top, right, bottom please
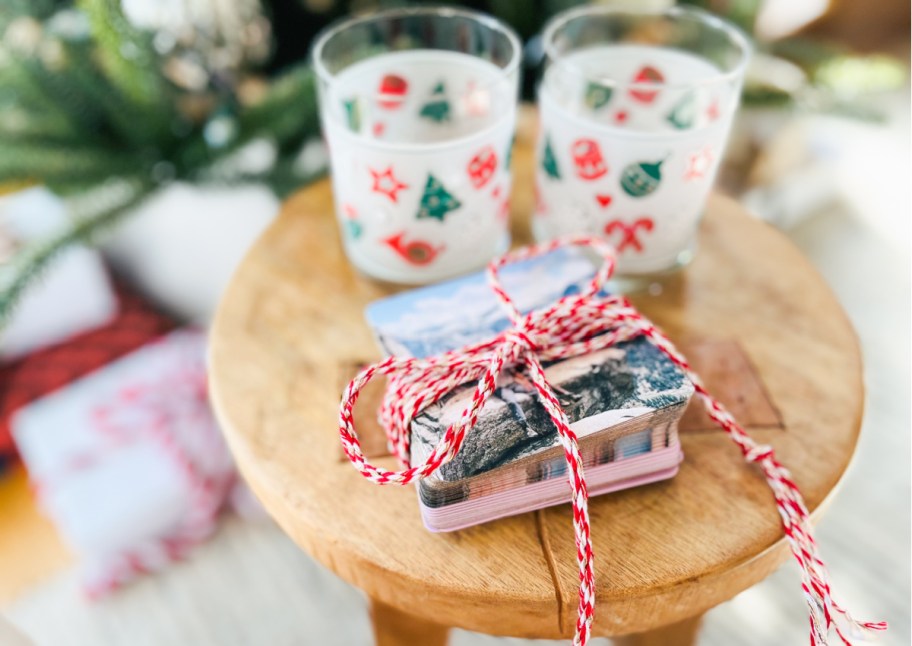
left=209, top=123, right=861, bottom=645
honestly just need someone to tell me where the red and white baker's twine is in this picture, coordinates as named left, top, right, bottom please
left=338, top=236, right=885, bottom=646
left=33, top=340, right=233, bottom=598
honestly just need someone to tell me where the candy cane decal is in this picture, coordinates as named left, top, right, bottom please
left=604, top=217, right=655, bottom=252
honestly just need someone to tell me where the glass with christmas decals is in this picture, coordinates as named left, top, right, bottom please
left=312, top=7, right=521, bottom=284
left=535, top=6, right=750, bottom=281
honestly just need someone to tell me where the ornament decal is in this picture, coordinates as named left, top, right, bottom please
left=604, top=218, right=655, bottom=252
left=384, top=232, right=443, bottom=266
left=372, top=122, right=386, bottom=138
left=614, top=110, right=628, bottom=125
left=666, top=91, right=696, bottom=130
left=378, top=74, right=408, bottom=110
left=416, top=174, right=462, bottom=221
left=629, top=65, right=664, bottom=104
left=369, top=166, right=408, bottom=203
left=620, top=158, right=665, bottom=198
left=419, top=81, right=451, bottom=123
left=584, top=81, right=613, bottom=111
left=541, top=135, right=561, bottom=180
left=572, top=138, right=608, bottom=181
left=467, top=146, right=498, bottom=189
left=343, top=98, right=360, bottom=132
left=684, top=146, right=714, bottom=181
left=595, top=194, right=613, bottom=208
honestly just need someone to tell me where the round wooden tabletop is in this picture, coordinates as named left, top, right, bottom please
left=209, top=116, right=862, bottom=640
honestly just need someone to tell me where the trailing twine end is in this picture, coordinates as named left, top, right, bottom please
left=336, top=236, right=886, bottom=646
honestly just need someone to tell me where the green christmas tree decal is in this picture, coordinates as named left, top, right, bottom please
left=584, top=81, right=613, bottom=111
left=416, top=174, right=462, bottom=221
left=666, top=91, right=696, bottom=130
left=419, top=81, right=451, bottom=123
left=542, top=136, right=561, bottom=179
left=343, top=98, right=361, bottom=132
left=620, top=159, right=666, bottom=198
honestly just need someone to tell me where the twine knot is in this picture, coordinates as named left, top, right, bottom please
left=337, top=236, right=885, bottom=646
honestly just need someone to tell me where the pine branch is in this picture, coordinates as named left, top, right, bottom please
left=59, top=38, right=171, bottom=150
left=237, top=65, right=319, bottom=148
left=0, top=176, right=151, bottom=328
left=0, top=55, right=86, bottom=140
left=76, top=0, right=174, bottom=142
left=174, top=65, right=319, bottom=181
left=0, top=109, right=82, bottom=144
left=0, top=140, right=147, bottom=190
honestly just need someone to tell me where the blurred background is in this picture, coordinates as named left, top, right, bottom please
left=0, top=1, right=908, bottom=644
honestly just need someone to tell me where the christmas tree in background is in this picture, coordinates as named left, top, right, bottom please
left=0, top=0, right=322, bottom=328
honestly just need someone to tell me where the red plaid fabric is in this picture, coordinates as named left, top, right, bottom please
left=0, top=281, right=176, bottom=458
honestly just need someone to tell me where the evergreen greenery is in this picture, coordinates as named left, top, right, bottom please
left=0, top=1, right=322, bottom=327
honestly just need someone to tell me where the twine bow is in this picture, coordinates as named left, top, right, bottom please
left=338, top=236, right=885, bottom=646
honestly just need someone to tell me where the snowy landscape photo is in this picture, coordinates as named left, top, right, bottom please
left=365, top=248, right=598, bottom=358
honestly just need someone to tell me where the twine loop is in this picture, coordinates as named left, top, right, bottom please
left=338, top=236, right=885, bottom=646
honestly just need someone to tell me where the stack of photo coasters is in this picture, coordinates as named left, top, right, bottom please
left=365, top=248, right=693, bottom=532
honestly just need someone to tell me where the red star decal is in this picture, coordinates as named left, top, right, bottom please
left=614, top=110, right=628, bottom=124
left=369, top=166, right=408, bottom=203
left=684, top=147, right=714, bottom=182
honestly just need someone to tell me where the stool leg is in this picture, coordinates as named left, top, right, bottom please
left=370, top=598, right=450, bottom=646
left=614, top=614, right=703, bottom=646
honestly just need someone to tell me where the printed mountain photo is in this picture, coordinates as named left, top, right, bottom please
left=365, top=247, right=692, bottom=519
left=409, top=341, right=691, bottom=482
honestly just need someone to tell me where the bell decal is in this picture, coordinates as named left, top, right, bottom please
left=571, top=138, right=608, bottom=181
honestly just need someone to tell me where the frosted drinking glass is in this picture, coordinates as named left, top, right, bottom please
left=313, top=8, right=521, bottom=284
left=536, top=6, right=750, bottom=277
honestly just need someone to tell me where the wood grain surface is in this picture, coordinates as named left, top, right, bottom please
left=208, top=110, right=863, bottom=639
